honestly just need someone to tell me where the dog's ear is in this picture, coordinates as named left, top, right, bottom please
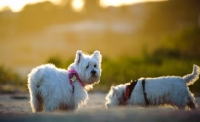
left=92, top=50, right=102, bottom=63
left=75, top=50, right=83, bottom=65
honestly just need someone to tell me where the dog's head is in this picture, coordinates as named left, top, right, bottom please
left=105, top=85, right=126, bottom=108
left=69, top=50, right=102, bottom=86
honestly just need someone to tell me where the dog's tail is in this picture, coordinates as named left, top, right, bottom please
left=183, top=64, right=200, bottom=86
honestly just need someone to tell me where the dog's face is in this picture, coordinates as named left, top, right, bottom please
left=72, top=50, right=102, bottom=85
left=105, top=85, right=126, bottom=108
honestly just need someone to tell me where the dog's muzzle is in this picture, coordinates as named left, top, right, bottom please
left=87, top=75, right=99, bottom=84
left=91, top=70, right=96, bottom=75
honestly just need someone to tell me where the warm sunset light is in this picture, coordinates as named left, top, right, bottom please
left=0, top=0, right=62, bottom=12
left=71, top=0, right=84, bottom=12
left=0, top=0, right=199, bottom=116
left=100, top=0, right=167, bottom=7
left=0, top=0, right=166, bottom=12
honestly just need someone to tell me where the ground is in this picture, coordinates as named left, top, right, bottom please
left=0, top=92, right=200, bottom=122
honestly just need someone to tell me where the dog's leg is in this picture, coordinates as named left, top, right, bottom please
left=187, top=101, right=196, bottom=110
left=36, top=93, right=44, bottom=111
left=187, top=99, right=197, bottom=110
left=30, top=93, right=43, bottom=112
left=44, top=104, right=57, bottom=112
left=43, top=99, right=58, bottom=112
left=33, top=93, right=43, bottom=112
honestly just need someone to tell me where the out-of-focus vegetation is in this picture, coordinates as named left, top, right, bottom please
left=140, top=0, right=200, bottom=36
left=0, top=0, right=200, bottom=93
left=153, top=27, right=200, bottom=59
left=0, top=66, right=25, bottom=93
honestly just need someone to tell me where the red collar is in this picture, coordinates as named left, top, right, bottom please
left=118, top=85, right=131, bottom=106
left=125, top=85, right=131, bottom=101
left=68, top=69, right=85, bottom=87
left=124, top=80, right=138, bottom=104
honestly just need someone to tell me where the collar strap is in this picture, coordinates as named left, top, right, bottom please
left=68, top=69, right=85, bottom=87
left=125, top=80, right=138, bottom=101
left=142, top=79, right=149, bottom=106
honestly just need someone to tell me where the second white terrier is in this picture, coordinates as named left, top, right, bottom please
left=28, top=50, right=102, bottom=112
left=105, top=65, right=199, bottom=110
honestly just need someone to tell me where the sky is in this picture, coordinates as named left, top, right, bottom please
left=0, top=0, right=165, bottom=12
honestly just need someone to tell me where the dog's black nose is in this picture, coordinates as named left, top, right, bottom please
left=91, top=70, right=96, bottom=75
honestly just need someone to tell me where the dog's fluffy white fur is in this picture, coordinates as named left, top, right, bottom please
left=28, top=50, right=102, bottom=112
left=106, top=64, right=200, bottom=110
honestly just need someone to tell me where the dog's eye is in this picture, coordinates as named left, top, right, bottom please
left=86, top=65, right=89, bottom=69
left=94, top=64, right=97, bottom=68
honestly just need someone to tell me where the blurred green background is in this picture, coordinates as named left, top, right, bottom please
left=0, top=0, right=200, bottom=94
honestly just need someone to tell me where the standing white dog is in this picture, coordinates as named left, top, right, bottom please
left=105, top=65, right=199, bottom=110
left=28, top=50, right=102, bottom=112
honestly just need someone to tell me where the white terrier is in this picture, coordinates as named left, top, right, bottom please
left=28, top=50, right=102, bottom=112
left=105, top=65, right=199, bottom=110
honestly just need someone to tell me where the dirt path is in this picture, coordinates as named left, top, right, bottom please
left=0, top=93, right=200, bottom=122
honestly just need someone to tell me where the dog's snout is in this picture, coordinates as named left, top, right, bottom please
left=91, top=70, right=96, bottom=75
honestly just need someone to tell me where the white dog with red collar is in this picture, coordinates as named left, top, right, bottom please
left=28, top=50, right=102, bottom=112
left=105, top=65, right=199, bottom=110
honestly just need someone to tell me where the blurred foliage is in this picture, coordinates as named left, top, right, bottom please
left=153, top=27, right=200, bottom=59
left=140, top=0, right=200, bottom=36
left=46, top=55, right=74, bottom=68
left=0, top=66, right=23, bottom=85
left=46, top=55, right=63, bottom=68
left=0, top=65, right=25, bottom=93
